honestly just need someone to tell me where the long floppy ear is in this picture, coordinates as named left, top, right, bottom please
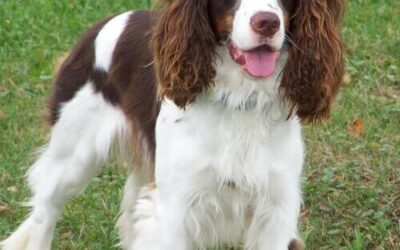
left=152, top=0, right=217, bottom=108
left=280, top=0, right=346, bottom=122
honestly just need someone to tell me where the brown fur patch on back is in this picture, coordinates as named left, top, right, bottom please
left=109, top=11, right=160, bottom=175
left=47, top=16, right=113, bottom=125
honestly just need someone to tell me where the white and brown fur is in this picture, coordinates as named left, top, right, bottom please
left=1, top=0, right=345, bottom=249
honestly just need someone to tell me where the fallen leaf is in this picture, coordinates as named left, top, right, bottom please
left=61, top=230, right=73, bottom=239
left=342, top=72, right=352, bottom=86
left=300, top=206, right=309, bottom=219
left=348, top=119, right=364, bottom=136
left=318, top=204, right=331, bottom=212
left=0, top=204, right=11, bottom=213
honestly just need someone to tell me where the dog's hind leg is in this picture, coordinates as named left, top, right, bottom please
left=1, top=84, right=128, bottom=250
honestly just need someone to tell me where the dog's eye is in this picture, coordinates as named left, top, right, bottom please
left=222, top=0, right=237, bottom=9
left=210, top=0, right=237, bottom=13
left=280, top=0, right=296, bottom=13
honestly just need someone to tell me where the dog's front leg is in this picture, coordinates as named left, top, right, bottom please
left=149, top=102, right=209, bottom=250
left=130, top=173, right=198, bottom=250
left=153, top=150, right=199, bottom=250
left=245, top=170, right=303, bottom=250
left=153, top=188, right=193, bottom=250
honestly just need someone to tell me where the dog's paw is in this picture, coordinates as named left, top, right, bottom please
left=288, top=238, right=304, bottom=250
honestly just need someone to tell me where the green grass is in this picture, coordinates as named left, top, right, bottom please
left=0, top=0, right=399, bottom=249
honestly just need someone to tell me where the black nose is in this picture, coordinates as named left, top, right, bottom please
left=250, top=12, right=280, bottom=37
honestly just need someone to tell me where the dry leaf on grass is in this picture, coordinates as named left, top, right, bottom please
left=348, top=118, right=365, bottom=136
left=342, top=72, right=352, bottom=86
left=0, top=204, right=11, bottom=214
left=60, top=230, right=73, bottom=239
left=300, top=206, right=309, bottom=219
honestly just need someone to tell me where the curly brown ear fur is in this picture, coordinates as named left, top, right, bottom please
left=152, top=0, right=217, bottom=108
left=281, top=0, right=346, bottom=122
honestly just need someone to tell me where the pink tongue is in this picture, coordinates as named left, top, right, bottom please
left=242, top=47, right=279, bottom=78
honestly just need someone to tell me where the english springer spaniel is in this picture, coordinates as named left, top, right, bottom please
left=2, top=0, right=345, bottom=249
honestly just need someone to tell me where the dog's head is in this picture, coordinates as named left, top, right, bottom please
left=152, top=0, right=345, bottom=121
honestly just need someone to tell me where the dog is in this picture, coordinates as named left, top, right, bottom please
left=1, top=0, right=345, bottom=249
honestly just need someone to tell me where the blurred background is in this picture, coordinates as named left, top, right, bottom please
left=0, top=0, right=399, bottom=249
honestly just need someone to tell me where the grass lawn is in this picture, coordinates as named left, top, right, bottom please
left=0, top=0, right=399, bottom=249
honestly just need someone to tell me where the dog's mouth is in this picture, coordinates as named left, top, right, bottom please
left=227, top=39, right=280, bottom=79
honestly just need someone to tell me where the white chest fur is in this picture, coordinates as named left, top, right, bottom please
left=154, top=99, right=304, bottom=248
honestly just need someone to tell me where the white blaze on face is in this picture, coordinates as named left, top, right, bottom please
left=229, top=0, right=286, bottom=78
left=232, top=0, right=285, bottom=50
